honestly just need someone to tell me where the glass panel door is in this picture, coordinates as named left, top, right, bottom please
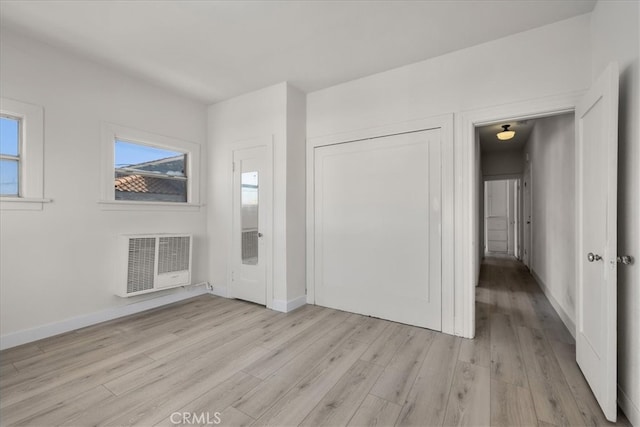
left=241, top=171, right=259, bottom=265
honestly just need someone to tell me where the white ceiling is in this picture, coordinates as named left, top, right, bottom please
left=0, top=0, right=596, bottom=104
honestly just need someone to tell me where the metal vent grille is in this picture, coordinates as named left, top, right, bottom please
left=158, top=236, right=190, bottom=274
left=127, top=237, right=156, bottom=294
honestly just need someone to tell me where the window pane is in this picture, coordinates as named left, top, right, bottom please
left=0, top=159, right=19, bottom=196
left=115, top=176, right=187, bottom=202
left=114, top=139, right=187, bottom=203
left=0, top=116, right=19, bottom=156
left=115, top=140, right=185, bottom=176
left=241, top=171, right=259, bottom=265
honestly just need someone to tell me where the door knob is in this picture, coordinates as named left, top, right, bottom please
left=257, top=232, right=263, bottom=238
left=587, top=252, right=602, bottom=262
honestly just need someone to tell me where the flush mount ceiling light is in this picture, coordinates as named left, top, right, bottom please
left=497, top=124, right=515, bottom=141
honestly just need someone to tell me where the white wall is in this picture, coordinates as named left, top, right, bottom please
left=523, top=114, right=577, bottom=329
left=207, top=82, right=306, bottom=308
left=0, top=30, right=208, bottom=338
left=481, top=150, right=524, bottom=178
left=285, top=86, right=307, bottom=302
left=591, top=1, right=640, bottom=424
left=307, top=15, right=591, bottom=140
left=307, top=14, right=592, bottom=335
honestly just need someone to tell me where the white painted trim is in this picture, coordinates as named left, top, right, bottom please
left=0, top=197, right=52, bottom=203
left=272, top=295, right=307, bottom=313
left=0, top=98, right=45, bottom=209
left=210, top=284, right=228, bottom=298
left=227, top=136, right=274, bottom=310
left=306, top=114, right=454, bottom=334
left=98, top=200, right=202, bottom=211
left=483, top=173, right=522, bottom=181
left=0, top=284, right=209, bottom=350
left=458, top=91, right=584, bottom=338
left=0, top=197, right=52, bottom=211
left=100, top=122, right=202, bottom=206
left=618, top=384, right=640, bottom=427
left=308, top=114, right=453, bottom=148
left=530, top=269, right=576, bottom=339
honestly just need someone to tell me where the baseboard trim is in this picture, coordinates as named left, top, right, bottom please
left=0, top=284, right=209, bottom=350
left=619, top=384, right=640, bottom=426
left=210, top=284, right=228, bottom=298
left=530, top=269, right=576, bottom=339
left=272, top=295, right=307, bottom=313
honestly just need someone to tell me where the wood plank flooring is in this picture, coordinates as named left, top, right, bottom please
left=0, top=256, right=631, bottom=426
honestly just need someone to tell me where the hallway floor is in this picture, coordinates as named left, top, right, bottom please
left=477, top=255, right=629, bottom=426
left=0, top=256, right=631, bottom=426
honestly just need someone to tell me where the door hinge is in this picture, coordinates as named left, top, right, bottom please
left=231, top=270, right=234, bottom=282
left=232, top=162, right=235, bottom=172
left=617, top=255, right=634, bottom=265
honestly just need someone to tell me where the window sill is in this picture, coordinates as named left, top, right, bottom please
left=98, top=200, right=203, bottom=211
left=0, top=197, right=52, bottom=211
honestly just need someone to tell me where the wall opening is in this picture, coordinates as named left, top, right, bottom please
left=474, top=112, right=578, bottom=336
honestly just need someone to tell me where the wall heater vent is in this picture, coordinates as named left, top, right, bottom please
left=117, top=234, right=192, bottom=297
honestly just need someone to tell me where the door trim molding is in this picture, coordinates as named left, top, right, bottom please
left=458, top=91, right=583, bottom=338
left=228, top=136, right=274, bottom=309
left=618, top=385, right=640, bottom=427
left=306, top=114, right=454, bottom=334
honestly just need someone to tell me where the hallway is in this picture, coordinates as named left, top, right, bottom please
left=476, top=256, right=629, bottom=426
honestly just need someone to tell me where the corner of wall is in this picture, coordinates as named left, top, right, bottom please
left=285, top=83, right=308, bottom=302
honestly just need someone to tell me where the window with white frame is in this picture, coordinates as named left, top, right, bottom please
left=101, top=123, right=200, bottom=208
left=0, top=98, right=46, bottom=210
left=0, top=115, right=21, bottom=196
left=114, top=139, right=188, bottom=203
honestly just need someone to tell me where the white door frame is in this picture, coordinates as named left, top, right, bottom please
left=483, top=177, right=518, bottom=256
left=306, top=114, right=455, bottom=334
left=484, top=179, right=509, bottom=255
left=513, top=178, right=520, bottom=259
left=523, top=160, right=533, bottom=269
left=228, top=136, right=274, bottom=309
left=457, top=91, right=583, bottom=338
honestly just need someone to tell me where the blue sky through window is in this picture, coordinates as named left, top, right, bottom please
left=0, top=117, right=20, bottom=196
left=1, top=116, right=19, bottom=156
left=115, top=139, right=183, bottom=168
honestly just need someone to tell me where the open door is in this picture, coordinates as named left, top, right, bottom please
left=576, top=62, right=619, bottom=422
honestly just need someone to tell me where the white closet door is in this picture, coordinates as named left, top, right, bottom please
left=314, top=129, right=442, bottom=330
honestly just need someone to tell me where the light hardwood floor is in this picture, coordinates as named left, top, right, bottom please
left=0, top=257, right=631, bottom=426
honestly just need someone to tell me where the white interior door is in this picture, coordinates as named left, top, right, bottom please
left=523, top=161, right=532, bottom=268
left=231, top=146, right=270, bottom=305
left=576, top=63, right=619, bottom=422
left=485, top=180, right=509, bottom=253
left=314, top=129, right=443, bottom=330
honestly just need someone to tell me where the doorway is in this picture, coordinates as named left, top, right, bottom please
left=230, top=144, right=272, bottom=306
left=477, top=112, right=577, bottom=319
left=468, top=80, right=619, bottom=421
left=484, top=178, right=519, bottom=257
